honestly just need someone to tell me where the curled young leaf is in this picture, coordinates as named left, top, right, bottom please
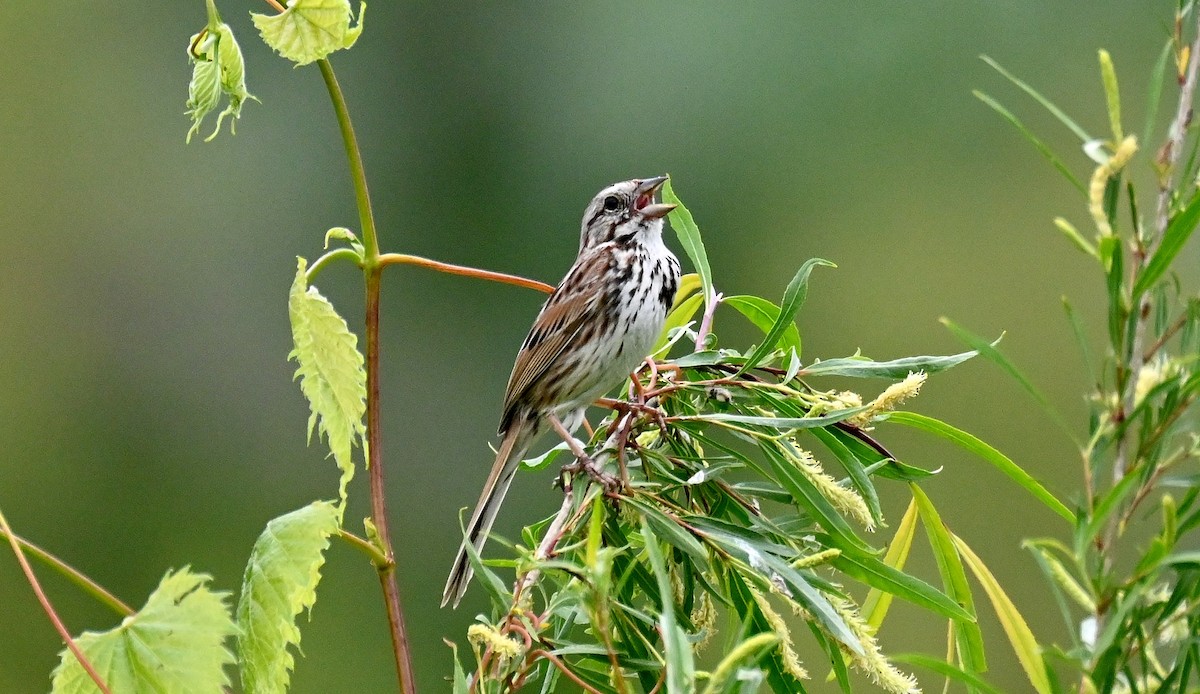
left=186, top=1, right=256, bottom=143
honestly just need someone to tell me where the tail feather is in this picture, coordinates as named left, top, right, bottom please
left=442, top=426, right=530, bottom=608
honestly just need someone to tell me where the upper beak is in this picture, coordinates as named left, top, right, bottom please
left=635, top=175, right=675, bottom=219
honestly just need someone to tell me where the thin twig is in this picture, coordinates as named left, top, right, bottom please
left=529, top=650, right=605, bottom=694
left=0, top=528, right=133, bottom=616
left=379, top=253, right=555, bottom=294
left=1142, top=309, right=1190, bottom=361
left=0, top=510, right=112, bottom=694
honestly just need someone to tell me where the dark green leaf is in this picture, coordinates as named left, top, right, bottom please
left=663, top=178, right=714, bottom=309
left=737, top=258, right=834, bottom=374
left=892, top=653, right=1004, bottom=694
left=887, top=411, right=1074, bottom=522
left=723, top=295, right=803, bottom=359
left=824, top=536, right=974, bottom=622
left=1134, top=189, right=1200, bottom=297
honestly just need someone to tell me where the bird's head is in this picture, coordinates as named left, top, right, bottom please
left=579, top=175, right=675, bottom=250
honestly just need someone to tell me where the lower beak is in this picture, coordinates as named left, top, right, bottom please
left=635, top=175, right=675, bottom=219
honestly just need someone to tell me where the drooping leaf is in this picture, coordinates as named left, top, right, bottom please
left=663, top=179, right=714, bottom=311
left=288, top=258, right=364, bottom=505
left=236, top=501, right=341, bottom=694
left=51, top=568, right=236, bottom=694
left=887, top=411, right=1074, bottom=523
left=910, top=484, right=987, bottom=674
left=252, top=0, right=366, bottom=66
left=980, top=55, right=1092, bottom=142
left=186, top=0, right=256, bottom=143
left=891, top=653, right=1003, bottom=694
left=861, top=497, right=918, bottom=631
left=953, top=534, right=1052, bottom=694
left=737, top=259, right=833, bottom=375
left=683, top=406, right=867, bottom=430
left=824, top=537, right=973, bottom=622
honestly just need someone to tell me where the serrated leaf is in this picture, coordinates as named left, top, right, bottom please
left=288, top=258, right=364, bottom=505
left=236, top=501, right=341, bottom=694
left=186, top=0, right=256, bottom=143
left=51, top=568, right=236, bottom=694
left=253, top=0, right=366, bottom=67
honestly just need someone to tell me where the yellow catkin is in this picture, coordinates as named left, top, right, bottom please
left=1088, top=135, right=1138, bottom=239
left=466, top=623, right=525, bottom=665
left=749, top=586, right=809, bottom=680
left=829, top=596, right=921, bottom=694
left=784, top=444, right=874, bottom=531
left=850, top=372, right=926, bottom=428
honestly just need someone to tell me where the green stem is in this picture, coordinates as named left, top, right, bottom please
left=317, top=58, right=416, bottom=694
left=306, top=247, right=363, bottom=283
left=337, top=528, right=389, bottom=566
left=0, top=510, right=113, bottom=694
left=0, top=527, right=133, bottom=617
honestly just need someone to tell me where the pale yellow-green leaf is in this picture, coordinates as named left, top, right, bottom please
left=654, top=290, right=705, bottom=354
left=289, top=258, right=364, bottom=505
left=670, top=272, right=702, bottom=312
left=236, top=501, right=341, bottom=694
left=252, top=0, right=366, bottom=66
left=51, top=568, right=236, bottom=694
left=862, top=496, right=918, bottom=631
left=953, top=534, right=1052, bottom=694
left=186, top=15, right=256, bottom=143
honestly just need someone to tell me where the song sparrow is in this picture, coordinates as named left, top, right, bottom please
left=442, top=176, right=681, bottom=607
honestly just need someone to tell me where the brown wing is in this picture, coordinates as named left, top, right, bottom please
left=498, top=247, right=612, bottom=432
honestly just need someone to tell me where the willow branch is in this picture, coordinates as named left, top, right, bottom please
left=379, top=253, right=554, bottom=294
left=1115, top=12, right=1200, bottom=483
left=0, top=510, right=112, bottom=694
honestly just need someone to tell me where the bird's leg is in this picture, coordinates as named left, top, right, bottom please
left=547, top=413, right=620, bottom=493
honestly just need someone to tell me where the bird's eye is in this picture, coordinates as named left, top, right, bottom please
left=602, top=195, right=621, bottom=211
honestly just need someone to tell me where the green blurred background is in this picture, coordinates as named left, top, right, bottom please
left=2, top=2, right=1195, bottom=691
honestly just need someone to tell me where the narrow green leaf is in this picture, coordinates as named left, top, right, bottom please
left=973, top=90, right=1087, bottom=195
left=1052, top=217, right=1099, bottom=258
left=910, top=484, right=987, bottom=673
left=663, top=179, right=714, bottom=311
left=1098, top=50, right=1123, bottom=141
left=1142, top=39, right=1173, bottom=146
left=801, top=348, right=980, bottom=379
left=760, top=444, right=872, bottom=553
left=1061, top=296, right=1098, bottom=387
left=289, top=258, right=364, bottom=506
left=737, top=258, right=834, bottom=374
left=252, top=0, right=366, bottom=66
left=809, top=426, right=882, bottom=527
left=52, top=568, right=236, bottom=694
left=447, top=641, right=470, bottom=694
left=1134, top=188, right=1200, bottom=297
left=236, top=501, right=340, bottom=694
left=940, top=318, right=1074, bottom=441
left=641, top=519, right=695, bottom=694
left=980, top=55, right=1092, bottom=142
left=862, top=497, right=918, bottom=631
left=825, top=538, right=973, bottom=622
left=723, top=295, right=803, bottom=359
left=887, top=411, right=1074, bottom=522
left=891, top=653, right=1003, bottom=694
left=953, top=534, right=1052, bottom=694
left=624, top=498, right=708, bottom=565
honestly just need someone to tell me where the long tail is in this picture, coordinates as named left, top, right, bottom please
left=442, top=425, right=531, bottom=608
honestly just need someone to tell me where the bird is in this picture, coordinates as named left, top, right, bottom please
left=442, top=175, right=682, bottom=608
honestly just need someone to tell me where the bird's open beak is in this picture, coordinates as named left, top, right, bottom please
left=634, top=175, right=675, bottom=219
